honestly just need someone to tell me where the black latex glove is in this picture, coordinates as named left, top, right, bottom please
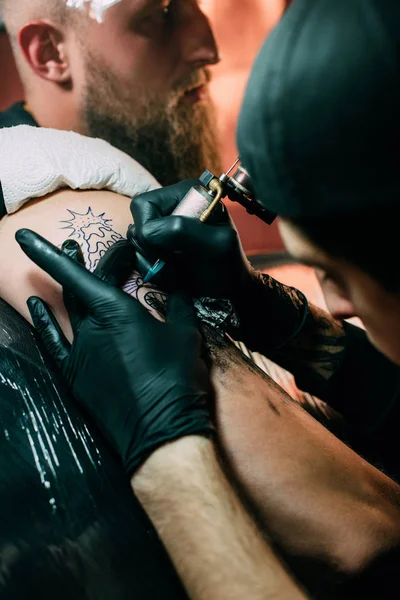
left=128, top=180, right=254, bottom=298
left=128, top=180, right=309, bottom=353
left=16, top=229, right=213, bottom=476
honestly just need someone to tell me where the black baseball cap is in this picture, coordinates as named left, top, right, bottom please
left=238, top=0, right=400, bottom=219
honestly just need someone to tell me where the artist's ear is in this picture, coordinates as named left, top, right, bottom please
left=18, top=21, right=72, bottom=85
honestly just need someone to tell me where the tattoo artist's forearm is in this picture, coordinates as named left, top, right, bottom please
left=273, top=303, right=346, bottom=389
left=132, top=437, right=308, bottom=600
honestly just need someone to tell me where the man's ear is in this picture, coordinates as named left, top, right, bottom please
left=18, top=21, right=72, bottom=85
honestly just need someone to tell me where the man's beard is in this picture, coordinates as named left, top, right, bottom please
left=80, top=60, right=222, bottom=186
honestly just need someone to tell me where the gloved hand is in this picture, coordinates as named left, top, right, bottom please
left=128, top=180, right=309, bottom=353
left=16, top=229, right=213, bottom=476
left=0, top=125, right=160, bottom=217
left=128, top=180, right=255, bottom=298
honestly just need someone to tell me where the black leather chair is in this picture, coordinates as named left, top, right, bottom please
left=0, top=298, right=187, bottom=600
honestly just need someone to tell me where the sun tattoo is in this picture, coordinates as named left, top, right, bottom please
left=60, top=207, right=123, bottom=270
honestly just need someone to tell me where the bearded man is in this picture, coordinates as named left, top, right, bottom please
left=0, top=0, right=222, bottom=185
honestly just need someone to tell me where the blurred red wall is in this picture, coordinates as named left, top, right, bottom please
left=0, top=1, right=286, bottom=253
left=0, top=33, right=24, bottom=109
left=206, top=0, right=286, bottom=253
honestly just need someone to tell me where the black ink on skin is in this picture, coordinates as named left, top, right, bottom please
left=60, top=207, right=124, bottom=270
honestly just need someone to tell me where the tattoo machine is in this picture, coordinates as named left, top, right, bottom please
left=142, top=157, right=277, bottom=284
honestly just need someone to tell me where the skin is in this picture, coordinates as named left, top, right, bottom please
left=131, top=437, right=307, bottom=600
left=279, top=218, right=400, bottom=366
left=16, top=0, right=220, bottom=132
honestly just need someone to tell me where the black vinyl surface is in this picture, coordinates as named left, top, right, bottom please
left=0, top=298, right=187, bottom=600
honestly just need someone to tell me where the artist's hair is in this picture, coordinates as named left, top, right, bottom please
left=293, top=204, right=400, bottom=292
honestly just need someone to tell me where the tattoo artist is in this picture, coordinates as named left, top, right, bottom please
left=12, top=0, right=400, bottom=598
left=129, top=0, right=400, bottom=484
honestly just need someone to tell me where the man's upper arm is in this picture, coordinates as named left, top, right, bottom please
left=0, top=188, right=132, bottom=333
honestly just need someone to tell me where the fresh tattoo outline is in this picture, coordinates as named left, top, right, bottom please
left=60, top=207, right=124, bottom=271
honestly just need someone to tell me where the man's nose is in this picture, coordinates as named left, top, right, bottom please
left=178, top=4, right=220, bottom=68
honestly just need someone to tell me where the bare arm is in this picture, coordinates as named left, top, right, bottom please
left=209, top=332, right=400, bottom=578
left=132, top=436, right=307, bottom=600
left=0, top=189, right=132, bottom=334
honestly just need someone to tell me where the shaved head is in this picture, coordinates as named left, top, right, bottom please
left=0, top=0, right=80, bottom=90
left=1, top=0, right=70, bottom=37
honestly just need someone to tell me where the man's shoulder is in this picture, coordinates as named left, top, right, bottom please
left=0, top=102, right=38, bottom=129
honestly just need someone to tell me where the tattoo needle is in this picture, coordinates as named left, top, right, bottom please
left=143, top=258, right=165, bottom=284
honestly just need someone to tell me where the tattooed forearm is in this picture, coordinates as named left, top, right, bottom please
left=229, top=269, right=347, bottom=395
left=272, top=303, right=347, bottom=393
